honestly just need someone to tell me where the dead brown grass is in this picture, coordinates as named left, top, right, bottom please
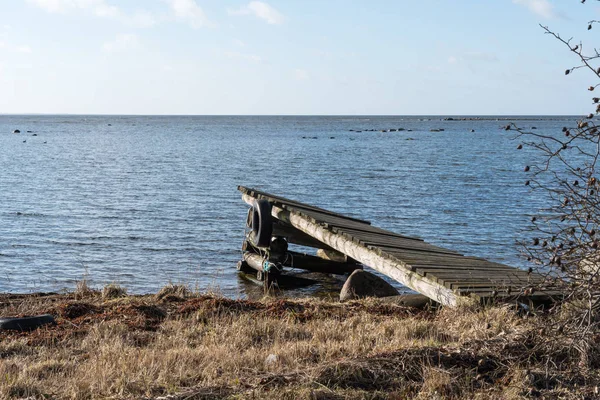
left=0, top=291, right=597, bottom=399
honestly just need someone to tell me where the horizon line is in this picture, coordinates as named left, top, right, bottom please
left=0, top=113, right=588, bottom=117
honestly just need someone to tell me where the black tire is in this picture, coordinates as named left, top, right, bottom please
left=251, top=199, right=273, bottom=248
left=0, top=314, right=55, bottom=331
left=236, top=260, right=254, bottom=273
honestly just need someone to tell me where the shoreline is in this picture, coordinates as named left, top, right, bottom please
left=0, top=285, right=595, bottom=399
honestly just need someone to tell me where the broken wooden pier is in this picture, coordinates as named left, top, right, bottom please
left=238, top=186, right=557, bottom=306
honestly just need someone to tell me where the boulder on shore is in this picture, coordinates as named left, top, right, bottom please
left=340, top=270, right=399, bottom=301
left=12, top=129, right=20, bottom=134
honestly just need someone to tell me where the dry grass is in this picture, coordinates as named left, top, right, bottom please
left=0, top=289, right=598, bottom=399
left=102, top=284, right=127, bottom=300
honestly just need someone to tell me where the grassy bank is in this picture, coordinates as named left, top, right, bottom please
left=0, top=285, right=598, bottom=399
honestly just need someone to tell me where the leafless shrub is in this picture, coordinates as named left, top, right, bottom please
left=515, top=1, right=600, bottom=367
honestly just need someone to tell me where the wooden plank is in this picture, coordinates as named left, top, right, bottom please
left=428, top=274, right=543, bottom=286
left=362, top=240, right=461, bottom=254
left=331, top=229, right=461, bottom=255
left=330, top=226, right=424, bottom=241
left=450, top=282, right=541, bottom=290
left=424, top=269, right=543, bottom=279
left=412, top=263, right=516, bottom=270
left=297, top=209, right=379, bottom=230
left=414, top=267, right=523, bottom=278
left=431, top=274, right=545, bottom=287
left=454, top=287, right=562, bottom=296
left=383, top=250, right=508, bottom=265
left=370, top=245, right=462, bottom=257
left=285, top=251, right=362, bottom=275
left=239, top=186, right=371, bottom=225
left=328, top=222, right=423, bottom=240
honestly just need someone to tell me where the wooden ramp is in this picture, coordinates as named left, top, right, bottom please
left=239, top=186, right=557, bottom=306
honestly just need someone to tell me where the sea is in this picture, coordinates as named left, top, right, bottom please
left=0, top=115, right=577, bottom=298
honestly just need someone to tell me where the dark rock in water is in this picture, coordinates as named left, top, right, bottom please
left=531, top=126, right=537, bottom=129
left=439, top=128, right=445, bottom=131
left=43, top=141, right=47, bottom=144
left=12, top=129, right=20, bottom=134
left=430, top=129, right=441, bottom=132
left=356, top=130, right=362, bottom=132
left=398, top=128, right=405, bottom=131
left=330, top=136, right=335, bottom=139
left=0, top=314, right=55, bottom=331
left=32, top=134, right=37, bottom=136
left=407, top=129, right=413, bottom=132
left=389, top=128, right=397, bottom=132
left=445, top=117, right=455, bottom=121
left=381, top=129, right=388, bottom=132
left=349, top=129, right=354, bottom=132
left=108, top=124, right=112, bottom=126
left=22, top=140, right=26, bottom=143
left=27, top=130, right=33, bottom=133
left=340, top=270, right=399, bottom=301
left=406, top=138, right=415, bottom=141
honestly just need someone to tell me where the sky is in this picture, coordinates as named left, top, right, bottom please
left=0, top=0, right=598, bottom=115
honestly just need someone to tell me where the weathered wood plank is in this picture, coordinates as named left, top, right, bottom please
left=285, top=251, right=362, bottom=275
left=330, top=226, right=424, bottom=241
left=413, top=263, right=516, bottom=271
left=239, top=186, right=371, bottom=225
left=370, top=244, right=462, bottom=257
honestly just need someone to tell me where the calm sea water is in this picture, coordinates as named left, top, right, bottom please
left=0, top=115, right=576, bottom=297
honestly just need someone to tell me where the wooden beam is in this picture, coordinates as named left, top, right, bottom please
left=242, top=193, right=468, bottom=306
left=285, top=251, right=362, bottom=275
left=271, top=220, right=336, bottom=251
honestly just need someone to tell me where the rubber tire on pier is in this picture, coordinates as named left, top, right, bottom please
left=236, top=260, right=254, bottom=273
left=0, top=314, right=55, bottom=331
left=251, top=199, right=273, bottom=248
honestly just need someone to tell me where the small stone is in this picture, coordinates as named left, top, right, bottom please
left=265, top=354, right=278, bottom=365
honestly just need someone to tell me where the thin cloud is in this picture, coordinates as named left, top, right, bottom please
left=293, top=68, right=309, bottom=80
left=26, top=0, right=119, bottom=17
left=165, top=0, right=215, bottom=28
left=25, top=0, right=156, bottom=27
left=16, top=46, right=32, bottom=53
left=129, top=11, right=157, bottom=28
left=228, top=1, right=284, bottom=25
left=513, top=0, right=557, bottom=19
left=224, top=51, right=262, bottom=63
left=102, top=33, right=139, bottom=53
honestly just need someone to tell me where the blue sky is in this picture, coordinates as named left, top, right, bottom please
left=0, top=0, right=597, bottom=115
